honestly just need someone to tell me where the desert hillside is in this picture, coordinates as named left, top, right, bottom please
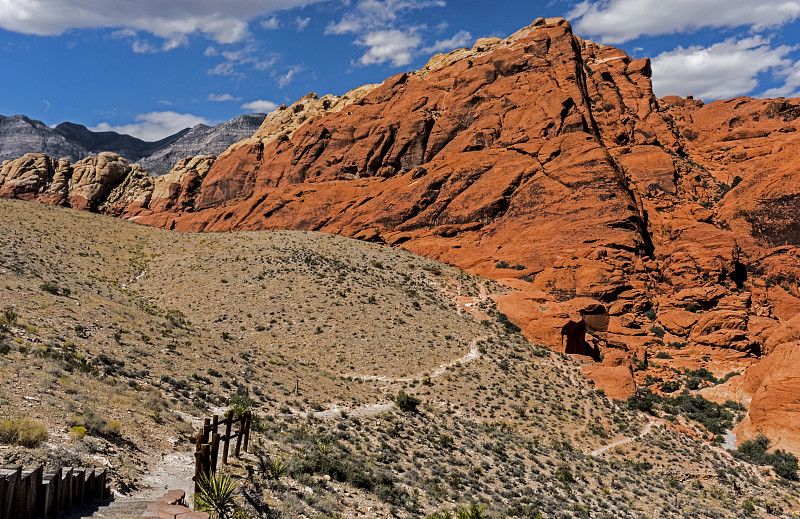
left=1, top=197, right=799, bottom=517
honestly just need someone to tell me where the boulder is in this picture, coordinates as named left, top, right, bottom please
left=582, top=349, right=636, bottom=400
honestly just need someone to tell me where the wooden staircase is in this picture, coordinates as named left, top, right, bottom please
left=48, top=490, right=208, bottom=519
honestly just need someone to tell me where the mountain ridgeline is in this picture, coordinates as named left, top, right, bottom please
left=0, top=113, right=266, bottom=175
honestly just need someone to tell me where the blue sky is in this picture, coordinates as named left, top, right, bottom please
left=1, top=0, right=799, bottom=141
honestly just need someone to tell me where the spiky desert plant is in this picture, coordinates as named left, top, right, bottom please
left=258, top=454, right=287, bottom=480
left=194, top=472, right=238, bottom=519
left=1, top=308, right=17, bottom=326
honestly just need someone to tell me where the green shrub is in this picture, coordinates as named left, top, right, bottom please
left=69, top=408, right=120, bottom=437
left=40, top=281, right=61, bottom=295
left=70, top=426, right=87, bottom=440
left=655, top=351, right=672, bottom=359
left=735, top=435, right=799, bottom=481
left=194, top=471, right=238, bottom=518
left=1, top=308, right=17, bottom=326
left=649, top=326, right=665, bottom=338
left=230, top=393, right=253, bottom=419
left=395, top=390, right=421, bottom=413
left=0, top=418, right=48, bottom=447
left=258, top=455, right=287, bottom=480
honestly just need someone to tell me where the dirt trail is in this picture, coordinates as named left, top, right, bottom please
left=590, top=418, right=662, bottom=457
left=124, top=409, right=216, bottom=500
left=343, top=336, right=484, bottom=383
left=131, top=451, right=195, bottom=500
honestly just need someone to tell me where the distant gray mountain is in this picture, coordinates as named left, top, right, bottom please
left=138, top=114, right=267, bottom=175
left=0, top=113, right=266, bottom=175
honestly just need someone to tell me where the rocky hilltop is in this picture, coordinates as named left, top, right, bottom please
left=2, top=17, right=800, bottom=455
left=0, top=113, right=266, bottom=175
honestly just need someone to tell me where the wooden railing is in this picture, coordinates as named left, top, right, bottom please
left=193, top=410, right=252, bottom=491
left=0, top=464, right=109, bottom=519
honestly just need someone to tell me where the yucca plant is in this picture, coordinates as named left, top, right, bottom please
left=257, top=454, right=287, bottom=480
left=194, top=472, right=238, bottom=519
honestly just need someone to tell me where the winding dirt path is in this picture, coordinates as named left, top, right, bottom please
left=343, top=336, right=484, bottom=383
left=590, top=417, right=662, bottom=457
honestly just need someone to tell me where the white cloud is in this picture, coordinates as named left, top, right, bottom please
left=273, top=65, right=305, bottom=87
left=763, top=62, right=800, bottom=98
left=241, top=100, right=279, bottom=112
left=326, top=0, right=445, bottom=35
left=207, top=93, right=242, bottom=102
left=90, top=112, right=211, bottom=141
left=570, top=0, right=800, bottom=44
left=261, top=16, right=280, bottom=30
left=326, top=0, right=454, bottom=67
left=651, top=37, right=794, bottom=100
left=358, top=29, right=421, bottom=66
left=0, top=0, right=327, bottom=47
left=422, top=29, right=471, bottom=54
left=296, top=16, right=311, bottom=31
left=206, top=44, right=277, bottom=77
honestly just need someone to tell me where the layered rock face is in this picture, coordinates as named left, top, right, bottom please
left=3, top=17, right=800, bottom=452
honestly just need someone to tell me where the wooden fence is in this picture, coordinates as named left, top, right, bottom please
left=193, top=410, right=252, bottom=492
left=0, top=465, right=109, bottom=519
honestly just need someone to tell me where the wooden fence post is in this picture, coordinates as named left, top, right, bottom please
left=200, top=445, right=211, bottom=479
left=193, top=435, right=203, bottom=494
left=202, top=418, right=211, bottom=443
left=234, top=417, right=244, bottom=458
left=243, top=412, right=251, bottom=453
left=210, top=433, right=220, bottom=474
left=223, top=411, right=233, bottom=465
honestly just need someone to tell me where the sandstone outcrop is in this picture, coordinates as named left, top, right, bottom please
left=730, top=341, right=800, bottom=454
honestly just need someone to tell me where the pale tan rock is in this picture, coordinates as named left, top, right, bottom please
left=68, top=152, right=132, bottom=211
left=0, top=153, right=56, bottom=199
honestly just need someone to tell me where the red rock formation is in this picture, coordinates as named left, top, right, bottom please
left=731, top=341, right=800, bottom=454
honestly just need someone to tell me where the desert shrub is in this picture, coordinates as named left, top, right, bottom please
left=70, top=426, right=87, bottom=440
left=627, top=389, right=733, bottom=434
left=0, top=418, right=48, bottom=447
left=662, top=392, right=734, bottom=435
left=660, top=380, right=681, bottom=393
left=40, top=280, right=61, bottom=295
left=649, top=326, right=665, bottom=338
left=258, top=455, right=287, bottom=480
left=291, top=441, right=409, bottom=506
left=69, top=408, right=120, bottom=437
left=230, top=388, right=253, bottom=419
left=555, top=464, right=575, bottom=483
left=655, top=351, right=672, bottom=359
left=194, top=471, right=239, bottom=518
left=735, top=435, right=799, bottom=481
left=395, top=390, right=421, bottom=413
left=1, top=308, right=17, bottom=326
